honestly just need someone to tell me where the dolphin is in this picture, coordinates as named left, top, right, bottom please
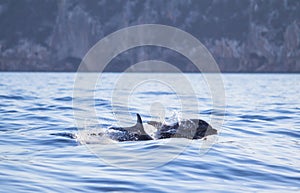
left=147, top=118, right=217, bottom=139
left=107, top=114, right=153, bottom=141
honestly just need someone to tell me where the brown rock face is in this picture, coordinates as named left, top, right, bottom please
left=0, top=0, right=299, bottom=72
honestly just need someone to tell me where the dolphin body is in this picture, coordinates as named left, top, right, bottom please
left=89, top=114, right=216, bottom=142
left=147, top=118, right=217, bottom=140
left=106, top=114, right=153, bottom=141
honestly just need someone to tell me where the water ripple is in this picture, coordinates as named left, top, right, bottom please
left=0, top=73, right=299, bottom=192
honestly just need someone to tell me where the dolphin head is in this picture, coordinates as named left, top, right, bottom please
left=206, top=126, right=218, bottom=135
left=194, top=119, right=218, bottom=138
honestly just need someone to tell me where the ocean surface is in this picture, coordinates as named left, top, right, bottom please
left=0, top=72, right=299, bottom=192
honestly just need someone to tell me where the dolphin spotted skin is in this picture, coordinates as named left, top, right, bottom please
left=107, top=114, right=153, bottom=141
left=147, top=118, right=217, bottom=139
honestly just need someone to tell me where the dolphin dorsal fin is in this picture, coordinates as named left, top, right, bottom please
left=136, top=113, right=153, bottom=140
left=136, top=113, right=143, bottom=125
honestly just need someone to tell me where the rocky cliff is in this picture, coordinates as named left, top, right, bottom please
left=0, top=0, right=299, bottom=72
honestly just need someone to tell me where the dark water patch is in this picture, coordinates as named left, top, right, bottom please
left=273, top=109, right=295, bottom=114
left=271, top=115, right=293, bottom=120
left=200, top=109, right=226, bottom=116
left=265, top=163, right=300, bottom=174
left=0, top=95, right=37, bottom=100
left=201, top=109, right=213, bottom=115
left=231, top=127, right=265, bottom=136
left=56, top=106, right=73, bottom=110
left=0, top=123, right=27, bottom=131
left=197, top=97, right=210, bottom=101
left=65, top=127, right=78, bottom=131
left=50, top=132, right=77, bottom=139
left=57, top=87, right=72, bottom=91
left=227, top=166, right=271, bottom=179
left=97, top=116, right=116, bottom=124
left=267, top=130, right=300, bottom=138
left=35, top=126, right=78, bottom=132
left=53, top=96, right=73, bottom=101
left=35, top=137, right=77, bottom=148
left=239, top=114, right=273, bottom=121
left=42, top=105, right=79, bottom=111
left=25, top=104, right=57, bottom=111
left=140, top=143, right=164, bottom=151
left=228, top=168, right=290, bottom=185
left=239, top=114, right=292, bottom=121
left=3, top=110, right=19, bottom=113
left=25, top=115, right=54, bottom=122
left=138, top=91, right=174, bottom=95
left=83, top=184, right=137, bottom=193
left=0, top=103, right=10, bottom=108
left=0, top=125, right=10, bottom=132
left=100, top=123, right=111, bottom=128
left=241, top=119, right=260, bottom=123
left=95, top=98, right=110, bottom=104
left=95, top=99, right=111, bottom=107
left=266, top=102, right=288, bottom=107
left=47, top=105, right=59, bottom=109
left=26, top=107, right=51, bottom=111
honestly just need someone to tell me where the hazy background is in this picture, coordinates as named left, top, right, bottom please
left=0, top=0, right=299, bottom=72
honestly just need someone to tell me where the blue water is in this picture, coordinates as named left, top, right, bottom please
left=0, top=73, right=299, bottom=192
